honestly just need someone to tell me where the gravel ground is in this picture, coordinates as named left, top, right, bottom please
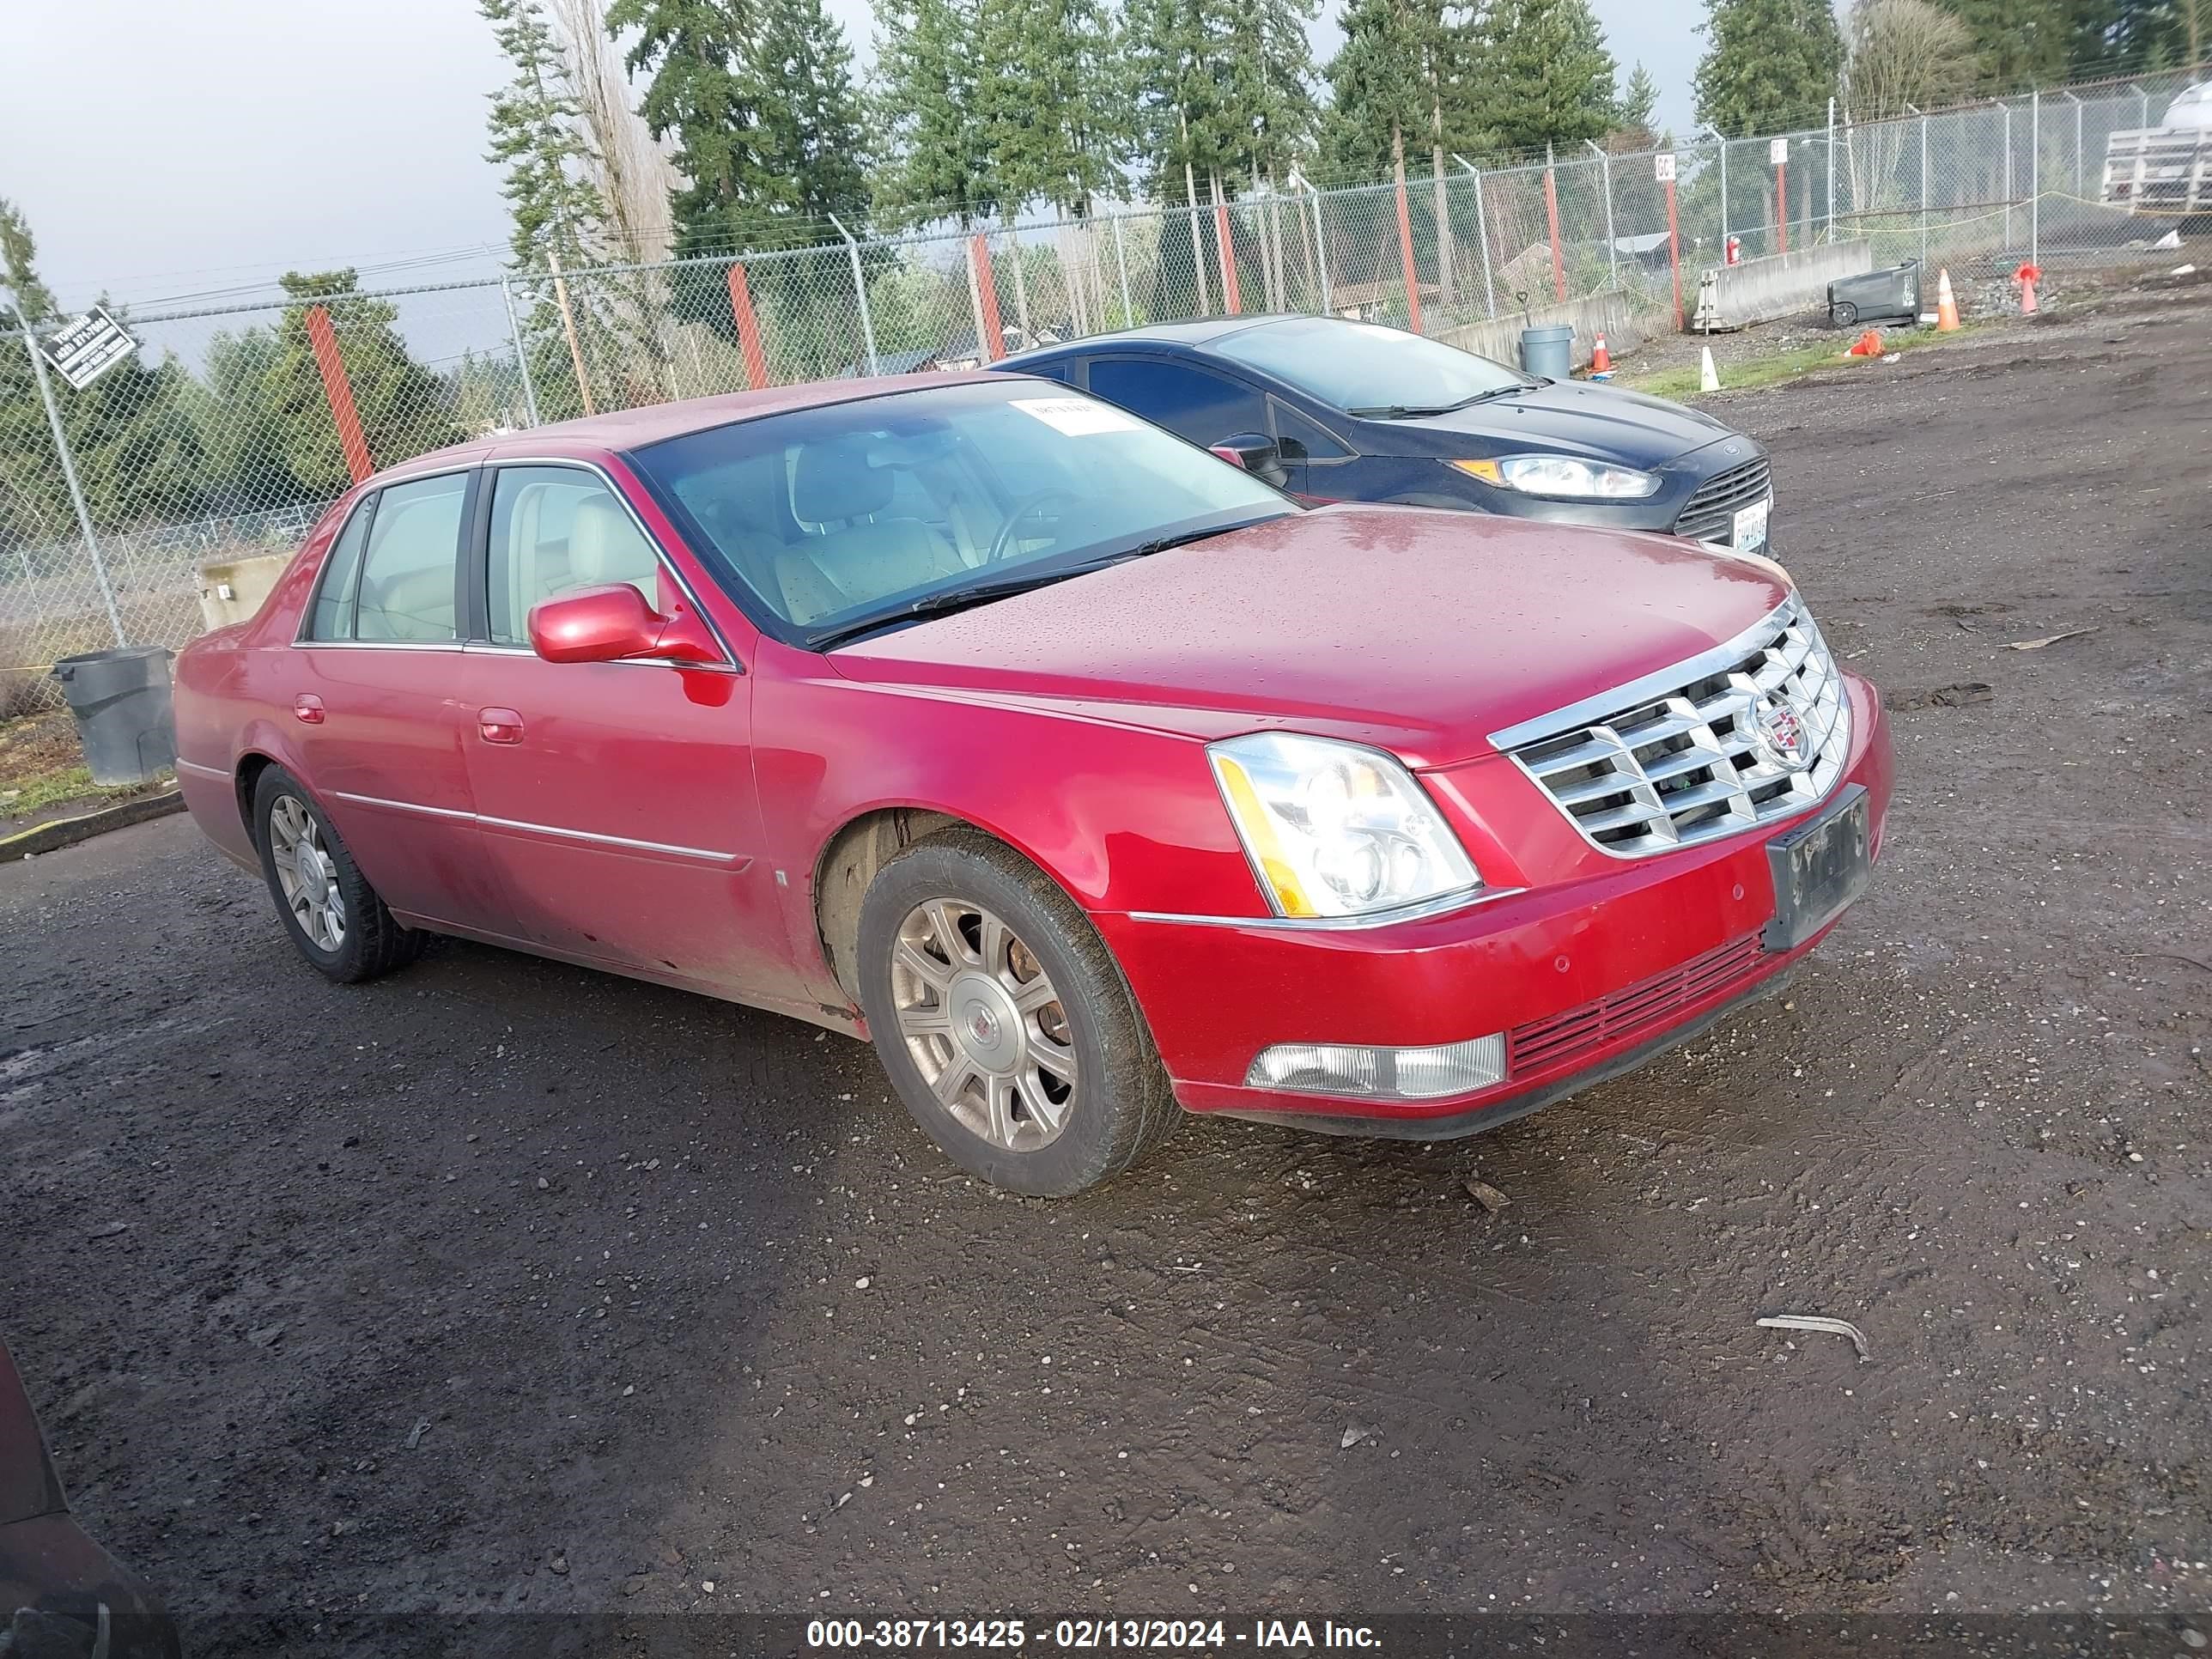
left=2, top=272, right=2208, bottom=1655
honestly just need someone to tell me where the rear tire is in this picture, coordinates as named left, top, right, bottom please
left=252, top=766, right=426, bottom=984
left=855, top=829, right=1179, bottom=1196
left=1830, top=301, right=1859, bottom=328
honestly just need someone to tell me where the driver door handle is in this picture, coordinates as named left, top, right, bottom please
left=477, top=707, right=526, bottom=744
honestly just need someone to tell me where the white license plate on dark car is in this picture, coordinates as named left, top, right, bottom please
left=1733, top=495, right=1771, bottom=552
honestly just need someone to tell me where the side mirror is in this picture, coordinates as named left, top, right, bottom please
left=528, top=583, right=667, bottom=664
left=1209, top=432, right=1288, bottom=489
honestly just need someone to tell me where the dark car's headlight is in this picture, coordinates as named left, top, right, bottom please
left=1450, top=455, right=1662, bottom=500
left=1207, top=733, right=1480, bottom=920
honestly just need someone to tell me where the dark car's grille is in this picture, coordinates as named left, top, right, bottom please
left=1509, top=933, right=1766, bottom=1076
left=1674, top=457, right=1773, bottom=544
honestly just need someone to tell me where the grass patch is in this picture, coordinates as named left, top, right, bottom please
left=0, top=710, right=155, bottom=822
left=1624, top=323, right=1987, bottom=400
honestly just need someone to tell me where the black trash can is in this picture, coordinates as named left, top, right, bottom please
left=52, top=647, right=177, bottom=787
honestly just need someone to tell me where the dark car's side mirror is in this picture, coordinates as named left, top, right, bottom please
left=1209, top=432, right=1289, bottom=489
left=529, top=583, right=668, bottom=664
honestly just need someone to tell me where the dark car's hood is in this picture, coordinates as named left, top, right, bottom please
left=1357, top=378, right=1736, bottom=466
left=825, top=506, right=1791, bottom=769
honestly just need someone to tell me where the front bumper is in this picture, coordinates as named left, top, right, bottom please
left=1095, top=674, right=1890, bottom=1136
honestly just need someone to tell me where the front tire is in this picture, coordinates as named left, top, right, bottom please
left=855, top=829, right=1178, bottom=1196
left=253, top=766, right=426, bottom=984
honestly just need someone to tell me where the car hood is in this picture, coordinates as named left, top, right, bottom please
left=1358, top=378, right=1737, bottom=467
left=825, top=506, right=1792, bottom=769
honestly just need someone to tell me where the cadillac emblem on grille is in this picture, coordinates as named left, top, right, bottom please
left=1754, top=693, right=1808, bottom=769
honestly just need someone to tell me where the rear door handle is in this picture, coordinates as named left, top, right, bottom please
left=292, top=694, right=325, bottom=725
left=477, top=707, right=526, bottom=744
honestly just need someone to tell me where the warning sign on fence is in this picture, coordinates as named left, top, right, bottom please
left=1654, top=153, right=1676, bottom=182
left=41, top=305, right=137, bottom=392
left=1770, top=137, right=1790, bottom=165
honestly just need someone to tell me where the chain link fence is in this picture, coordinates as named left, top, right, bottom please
left=3, top=66, right=2197, bottom=713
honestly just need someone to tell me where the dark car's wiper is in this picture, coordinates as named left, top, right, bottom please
left=1345, top=385, right=1531, bottom=418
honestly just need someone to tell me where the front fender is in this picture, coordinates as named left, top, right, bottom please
left=754, top=641, right=1270, bottom=996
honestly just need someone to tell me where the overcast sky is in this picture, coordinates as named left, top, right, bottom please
left=3, top=0, right=1703, bottom=318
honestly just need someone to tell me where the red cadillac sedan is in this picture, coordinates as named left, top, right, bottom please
left=173, top=374, right=1891, bottom=1195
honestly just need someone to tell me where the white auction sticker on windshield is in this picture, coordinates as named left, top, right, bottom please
left=1010, top=397, right=1140, bottom=436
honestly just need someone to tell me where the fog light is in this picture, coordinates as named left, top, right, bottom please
left=1245, top=1033, right=1506, bottom=1100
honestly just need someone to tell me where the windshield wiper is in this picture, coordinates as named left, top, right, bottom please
left=806, top=519, right=1279, bottom=652
left=1346, top=386, right=1530, bottom=418
left=806, top=555, right=1143, bottom=651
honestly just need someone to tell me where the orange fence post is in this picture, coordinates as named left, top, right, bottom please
left=1214, top=202, right=1242, bottom=315
left=304, top=304, right=372, bottom=485
left=1665, top=178, right=1682, bottom=331
left=726, top=262, right=770, bottom=389
left=969, top=234, right=1007, bottom=361
left=1544, top=162, right=1567, bottom=302
left=1393, top=171, right=1422, bottom=333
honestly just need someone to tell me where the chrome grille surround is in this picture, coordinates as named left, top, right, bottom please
left=1674, top=456, right=1773, bottom=543
left=1492, top=597, right=1851, bottom=860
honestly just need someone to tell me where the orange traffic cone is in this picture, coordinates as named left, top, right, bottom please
left=1935, top=267, right=1960, bottom=332
left=2014, top=261, right=2041, bottom=315
left=1845, top=328, right=1884, bottom=357
left=1589, top=331, right=1612, bottom=373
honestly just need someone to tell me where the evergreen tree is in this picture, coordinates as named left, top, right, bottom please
left=1614, top=62, right=1659, bottom=137
left=1470, top=0, right=1620, bottom=155
left=973, top=0, right=1128, bottom=213
left=196, top=327, right=316, bottom=514
left=482, top=0, right=605, bottom=271
left=1693, top=0, right=1843, bottom=137
left=0, top=199, right=57, bottom=325
left=1318, top=0, right=1432, bottom=179
left=871, top=0, right=994, bottom=226
left=1932, top=0, right=2061, bottom=90
left=264, top=271, right=460, bottom=496
left=611, top=0, right=868, bottom=255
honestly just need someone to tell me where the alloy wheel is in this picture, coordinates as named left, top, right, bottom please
left=269, top=795, right=347, bottom=951
left=890, top=897, right=1078, bottom=1152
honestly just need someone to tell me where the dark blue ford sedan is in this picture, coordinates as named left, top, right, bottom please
left=994, top=315, right=1776, bottom=552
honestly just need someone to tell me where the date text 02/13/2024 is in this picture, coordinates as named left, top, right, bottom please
left=804, top=1619, right=1382, bottom=1650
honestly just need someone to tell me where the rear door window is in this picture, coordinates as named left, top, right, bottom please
left=1085, top=358, right=1268, bottom=447
left=352, top=474, right=469, bottom=642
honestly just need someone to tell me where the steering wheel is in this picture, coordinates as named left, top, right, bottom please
left=986, top=489, right=1085, bottom=565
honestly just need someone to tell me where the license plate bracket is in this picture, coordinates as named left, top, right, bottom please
left=1733, top=494, right=1771, bottom=553
left=1763, top=784, right=1871, bottom=951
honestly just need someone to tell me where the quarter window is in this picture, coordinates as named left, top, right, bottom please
left=352, top=474, right=468, bottom=642
left=1084, top=358, right=1267, bottom=447
left=306, top=496, right=375, bottom=641
left=1271, top=399, right=1352, bottom=462
left=486, top=467, right=665, bottom=646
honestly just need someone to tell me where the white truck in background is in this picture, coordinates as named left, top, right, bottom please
left=2102, top=82, right=2212, bottom=216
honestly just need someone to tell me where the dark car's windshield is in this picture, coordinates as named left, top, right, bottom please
left=1212, top=317, right=1531, bottom=414
left=629, top=379, right=1291, bottom=647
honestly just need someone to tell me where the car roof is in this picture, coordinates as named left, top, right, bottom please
left=371, top=369, right=1018, bottom=484
left=997, top=315, right=1300, bottom=367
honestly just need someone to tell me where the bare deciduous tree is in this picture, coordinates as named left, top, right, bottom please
left=1840, top=0, right=1977, bottom=210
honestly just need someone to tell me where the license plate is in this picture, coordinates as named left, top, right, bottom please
left=1733, top=494, right=1771, bottom=553
left=1764, top=785, right=1871, bottom=951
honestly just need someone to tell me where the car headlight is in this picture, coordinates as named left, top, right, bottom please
left=1207, top=732, right=1480, bottom=919
left=1451, top=455, right=1662, bottom=499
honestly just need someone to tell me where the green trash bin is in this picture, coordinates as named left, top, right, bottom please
left=52, top=647, right=177, bottom=787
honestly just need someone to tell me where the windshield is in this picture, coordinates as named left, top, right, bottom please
left=1212, top=317, right=1530, bottom=413
left=629, top=379, right=1291, bottom=646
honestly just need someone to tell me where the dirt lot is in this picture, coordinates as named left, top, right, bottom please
left=3, top=276, right=2209, bottom=1655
